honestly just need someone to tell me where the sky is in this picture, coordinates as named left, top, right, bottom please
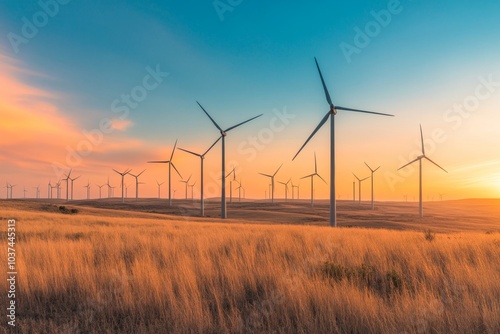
left=1, top=0, right=500, bottom=201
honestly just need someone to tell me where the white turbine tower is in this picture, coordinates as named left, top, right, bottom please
left=178, top=137, right=220, bottom=216
left=300, top=153, right=326, bottom=207
left=278, top=178, right=291, bottom=202
left=293, top=57, right=394, bottom=227
left=129, top=169, right=146, bottom=200
left=196, top=101, right=263, bottom=218
left=148, top=140, right=182, bottom=207
left=364, top=162, right=381, bottom=209
left=259, top=164, right=283, bottom=204
left=112, top=168, right=131, bottom=203
left=352, top=173, right=369, bottom=205
left=398, top=125, right=448, bottom=218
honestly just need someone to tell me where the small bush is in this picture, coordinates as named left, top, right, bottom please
left=425, top=229, right=436, bottom=242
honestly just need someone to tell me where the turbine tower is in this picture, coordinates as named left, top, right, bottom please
left=189, top=181, right=196, bottom=201
left=112, top=168, right=131, bottom=203
left=236, top=179, right=243, bottom=202
left=84, top=181, right=91, bottom=200
left=129, top=169, right=146, bottom=200
left=97, top=184, right=105, bottom=199
left=364, top=162, right=381, bottom=210
left=225, top=166, right=237, bottom=204
left=352, top=173, right=369, bottom=205
left=197, top=101, right=263, bottom=218
left=259, top=164, right=283, bottom=204
left=292, top=181, right=300, bottom=200
left=293, top=57, right=394, bottom=227
left=300, top=153, right=326, bottom=207
left=397, top=125, right=448, bottom=218
left=148, top=140, right=182, bottom=207
left=178, top=137, right=220, bottom=216
left=63, top=169, right=72, bottom=201
left=68, top=174, right=80, bottom=201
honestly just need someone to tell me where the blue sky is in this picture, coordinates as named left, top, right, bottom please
left=1, top=0, right=500, bottom=199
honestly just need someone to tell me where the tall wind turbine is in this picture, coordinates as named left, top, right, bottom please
left=236, top=179, right=243, bottom=202
left=156, top=180, right=165, bottom=199
left=197, top=101, right=263, bottom=219
left=278, top=178, right=291, bottom=202
left=398, top=125, right=448, bottom=218
left=180, top=175, right=192, bottom=200
left=292, top=181, right=300, bottom=200
left=259, top=164, right=283, bottom=204
left=189, top=181, right=196, bottom=201
left=293, top=57, right=394, bottom=227
left=48, top=180, right=52, bottom=199
left=225, top=166, right=237, bottom=204
left=352, top=173, right=369, bottom=205
left=178, top=137, right=221, bottom=216
left=56, top=180, right=62, bottom=199
left=148, top=140, right=182, bottom=207
left=63, top=169, right=72, bottom=201
left=10, top=184, right=15, bottom=199
left=129, top=169, right=146, bottom=200
left=364, top=162, right=381, bottom=210
left=112, top=168, right=131, bottom=203
left=300, top=153, right=326, bottom=207
left=106, top=177, right=113, bottom=198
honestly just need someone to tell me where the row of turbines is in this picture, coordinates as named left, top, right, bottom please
left=3, top=58, right=448, bottom=226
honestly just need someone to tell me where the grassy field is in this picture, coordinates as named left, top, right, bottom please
left=1, top=200, right=499, bottom=333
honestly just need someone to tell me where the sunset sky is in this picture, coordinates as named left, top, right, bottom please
left=1, top=0, right=500, bottom=201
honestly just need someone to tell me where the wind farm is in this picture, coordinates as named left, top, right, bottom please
left=1, top=1, right=499, bottom=333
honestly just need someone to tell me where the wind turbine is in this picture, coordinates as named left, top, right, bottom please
left=278, top=178, right=291, bottom=202
left=84, top=181, right=91, bottom=200
left=352, top=181, right=356, bottom=203
left=292, top=181, right=300, bottom=200
left=5, top=183, right=10, bottom=199
left=259, top=164, right=283, bottom=204
left=236, top=179, right=243, bottom=202
left=293, top=57, right=394, bottom=226
left=106, top=177, right=113, bottom=198
left=178, top=137, right=221, bottom=216
left=97, top=184, right=105, bottom=199
left=398, top=125, right=448, bottom=218
left=156, top=180, right=165, bottom=199
left=48, top=180, right=52, bottom=199
left=364, top=162, right=381, bottom=210
left=56, top=180, right=62, bottom=199
left=63, top=169, right=72, bottom=201
left=196, top=101, right=263, bottom=218
left=112, top=168, right=131, bottom=203
left=10, top=184, right=15, bottom=199
left=148, top=140, right=182, bottom=207
left=34, top=185, right=40, bottom=199
left=23, top=187, right=27, bottom=199
left=129, top=169, right=146, bottom=200
left=189, top=181, right=197, bottom=201
left=300, top=153, right=326, bottom=207
left=352, top=173, right=369, bottom=205
left=180, top=175, right=192, bottom=200
left=50, top=183, right=58, bottom=200
left=68, top=174, right=80, bottom=200
left=225, top=166, right=237, bottom=204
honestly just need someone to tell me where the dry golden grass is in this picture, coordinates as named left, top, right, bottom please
left=1, top=201, right=499, bottom=333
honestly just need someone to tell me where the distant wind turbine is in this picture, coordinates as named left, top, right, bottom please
left=63, top=169, right=72, bottom=201
left=236, top=179, right=243, bottom=202
left=180, top=175, right=192, bottom=200
left=300, top=153, right=326, bottom=207
left=112, top=168, right=131, bottom=203
left=259, top=164, right=283, bottom=204
left=97, top=184, right=105, bottom=199
left=278, top=178, right=291, bottom=202
left=352, top=173, right=369, bottom=205
left=291, top=181, right=300, bottom=200
left=129, top=169, right=146, bottom=200
left=84, top=181, right=91, bottom=200
left=178, top=137, right=221, bottom=216
left=156, top=180, right=165, bottom=199
left=197, top=101, right=263, bottom=218
left=293, top=57, right=394, bottom=226
left=189, top=181, right=197, bottom=201
left=148, top=140, right=182, bottom=207
left=398, top=125, right=448, bottom=218
left=364, top=162, right=381, bottom=209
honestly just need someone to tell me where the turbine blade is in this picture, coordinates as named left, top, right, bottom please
left=171, top=163, right=183, bottom=178
left=273, top=163, right=283, bottom=176
left=147, top=161, right=170, bottom=163
left=397, top=157, right=421, bottom=171
left=314, top=57, right=333, bottom=106
left=112, top=169, right=120, bottom=174
left=292, top=111, right=330, bottom=161
left=178, top=147, right=202, bottom=157
left=138, top=169, right=146, bottom=177
left=420, top=124, right=425, bottom=155
left=316, top=173, right=327, bottom=184
left=314, top=152, right=318, bottom=174
left=374, top=166, right=381, bottom=173
left=301, top=174, right=315, bottom=179
left=352, top=173, right=360, bottom=181
left=364, top=162, right=374, bottom=172
left=259, top=173, right=272, bottom=178
left=424, top=156, right=448, bottom=173
left=197, top=102, right=223, bottom=131
left=361, top=177, right=369, bottom=182
left=170, top=139, right=178, bottom=161
left=336, top=106, right=394, bottom=117
left=225, top=114, right=263, bottom=132
left=203, top=136, right=222, bottom=156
